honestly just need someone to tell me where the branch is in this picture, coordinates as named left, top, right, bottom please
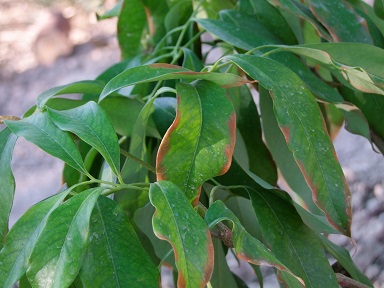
left=336, top=273, right=371, bottom=288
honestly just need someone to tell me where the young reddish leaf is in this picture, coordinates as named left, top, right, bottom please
left=307, top=0, right=373, bottom=44
left=156, top=80, right=236, bottom=204
left=100, top=64, right=250, bottom=101
left=149, top=181, right=214, bottom=288
left=226, top=54, right=352, bottom=236
left=0, top=128, right=17, bottom=248
left=205, top=201, right=304, bottom=286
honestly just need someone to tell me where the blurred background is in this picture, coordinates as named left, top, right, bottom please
left=0, top=0, right=383, bottom=287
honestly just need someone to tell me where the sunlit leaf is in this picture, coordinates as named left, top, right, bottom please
left=27, top=188, right=103, bottom=288
left=226, top=54, right=351, bottom=235
left=48, top=102, right=121, bottom=179
left=149, top=181, right=214, bottom=288
left=0, top=191, right=69, bottom=287
left=80, top=196, right=159, bottom=287
left=100, top=64, right=250, bottom=101
left=206, top=201, right=304, bottom=286
left=5, top=112, right=88, bottom=175
left=0, top=128, right=17, bottom=247
left=156, top=80, right=236, bottom=204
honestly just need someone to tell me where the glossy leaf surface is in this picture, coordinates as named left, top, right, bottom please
left=226, top=54, right=351, bottom=235
left=48, top=102, right=121, bottom=179
left=5, top=112, right=87, bottom=175
left=149, top=181, right=214, bottom=288
left=156, top=80, right=236, bottom=204
left=27, top=188, right=103, bottom=288
left=100, top=64, right=250, bottom=101
left=80, top=196, right=159, bottom=287
left=206, top=200, right=303, bottom=285
left=0, top=128, right=17, bottom=247
left=0, top=191, right=69, bottom=287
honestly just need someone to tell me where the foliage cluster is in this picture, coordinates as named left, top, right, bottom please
left=1, top=0, right=384, bottom=287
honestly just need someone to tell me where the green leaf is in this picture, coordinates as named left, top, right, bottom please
left=117, top=0, right=147, bottom=59
left=153, top=97, right=177, bottom=137
left=239, top=0, right=297, bottom=44
left=205, top=201, right=304, bottom=285
left=80, top=196, right=159, bottom=287
left=182, top=48, right=204, bottom=72
left=319, top=235, right=373, bottom=287
left=210, top=239, right=238, bottom=288
left=36, top=80, right=105, bottom=109
left=248, top=189, right=339, bottom=287
left=307, top=0, right=373, bottom=44
left=264, top=0, right=332, bottom=41
left=27, top=187, right=103, bottom=288
left=266, top=43, right=384, bottom=95
left=156, top=80, right=236, bottom=204
left=374, top=0, right=384, bottom=19
left=100, top=64, right=250, bottom=101
left=259, top=86, right=321, bottom=214
left=99, top=96, right=144, bottom=137
left=149, top=181, right=214, bottom=288
left=229, top=84, right=277, bottom=185
left=0, top=128, right=17, bottom=247
left=97, top=1, right=122, bottom=20
left=4, top=112, right=88, bottom=175
left=227, top=54, right=351, bottom=235
left=48, top=102, right=121, bottom=180
left=0, top=191, right=69, bottom=287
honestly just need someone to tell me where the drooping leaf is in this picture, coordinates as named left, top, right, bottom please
left=264, top=0, right=332, bottom=41
left=0, top=191, right=69, bottom=287
left=182, top=48, right=204, bottom=72
left=149, top=181, right=214, bottom=288
left=197, top=17, right=345, bottom=104
left=259, top=86, right=321, bottom=214
left=248, top=188, right=339, bottom=287
left=228, top=83, right=277, bottom=185
left=319, top=235, right=373, bottom=287
left=0, top=128, right=17, bottom=247
left=27, top=187, right=103, bottom=288
left=307, top=0, right=373, bottom=43
left=96, top=0, right=122, bottom=20
left=239, top=0, right=297, bottom=44
left=117, top=0, right=147, bottom=59
left=48, top=102, right=121, bottom=179
left=227, top=54, right=351, bottom=235
left=266, top=43, right=384, bottom=95
left=205, top=201, right=304, bottom=286
left=100, top=64, right=250, bottom=101
left=36, top=80, right=105, bottom=109
left=4, top=112, right=88, bottom=175
left=80, top=196, right=159, bottom=287
left=156, top=80, right=236, bottom=204
left=142, top=0, right=168, bottom=44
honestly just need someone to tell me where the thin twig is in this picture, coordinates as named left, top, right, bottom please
left=120, top=148, right=156, bottom=174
